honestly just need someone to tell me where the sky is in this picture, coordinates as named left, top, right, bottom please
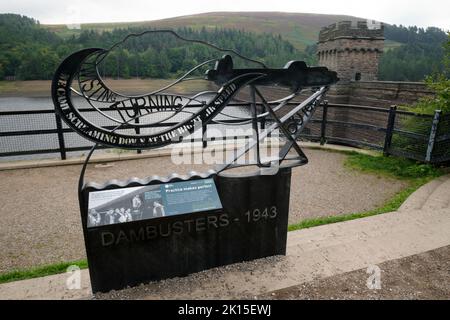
left=1, top=0, right=449, bottom=30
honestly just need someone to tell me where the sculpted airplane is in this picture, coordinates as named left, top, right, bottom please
left=206, top=54, right=338, bottom=91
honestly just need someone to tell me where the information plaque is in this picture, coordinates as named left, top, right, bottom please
left=87, top=179, right=222, bottom=228
left=79, top=168, right=292, bottom=293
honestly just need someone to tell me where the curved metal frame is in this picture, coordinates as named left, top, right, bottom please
left=51, top=30, right=338, bottom=197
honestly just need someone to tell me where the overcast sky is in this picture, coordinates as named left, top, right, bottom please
left=1, top=0, right=449, bottom=30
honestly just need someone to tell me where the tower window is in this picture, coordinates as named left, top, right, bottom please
left=355, top=72, right=362, bottom=81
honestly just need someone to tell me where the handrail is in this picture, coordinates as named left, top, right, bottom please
left=0, top=102, right=437, bottom=117
left=0, top=102, right=447, bottom=164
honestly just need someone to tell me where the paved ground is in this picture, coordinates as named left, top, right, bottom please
left=0, top=147, right=406, bottom=273
left=0, top=174, right=448, bottom=300
left=259, top=246, right=450, bottom=300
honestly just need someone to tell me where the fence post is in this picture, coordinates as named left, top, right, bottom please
left=383, top=105, right=397, bottom=156
left=134, top=109, right=142, bottom=154
left=54, top=112, right=67, bottom=160
left=320, top=100, right=328, bottom=145
left=260, top=101, right=266, bottom=131
left=425, top=110, right=441, bottom=163
left=201, top=115, right=207, bottom=148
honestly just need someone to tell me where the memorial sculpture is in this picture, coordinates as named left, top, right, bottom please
left=51, top=30, right=338, bottom=292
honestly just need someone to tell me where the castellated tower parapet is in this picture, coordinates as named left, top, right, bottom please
left=317, top=20, right=385, bottom=83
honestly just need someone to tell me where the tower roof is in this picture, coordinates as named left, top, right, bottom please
left=319, top=20, right=385, bottom=43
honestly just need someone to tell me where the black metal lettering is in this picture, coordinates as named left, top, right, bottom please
left=172, top=221, right=184, bottom=235
left=146, top=226, right=158, bottom=239
left=184, top=220, right=195, bottom=233
left=115, top=230, right=129, bottom=245
left=159, top=224, right=171, bottom=237
left=219, top=214, right=230, bottom=227
left=129, top=228, right=146, bottom=242
left=101, top=232, right=115, bottom=247
left=195, top=217, right=206, bottom=232
left=207, top=216, right=218, bottom=228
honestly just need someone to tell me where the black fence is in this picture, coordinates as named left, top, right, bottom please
left=313, top=104, right=450, bottom=164
left=0, top=103, right=449, bottom=164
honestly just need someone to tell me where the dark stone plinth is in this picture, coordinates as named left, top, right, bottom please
left=79, top=168, right=292, bottom=293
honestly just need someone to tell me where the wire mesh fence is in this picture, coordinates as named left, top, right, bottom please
left=0, top=102, right=448, bottom=164
left=433, top=113, right=450, bottom=163
left=321, top=105, right=389, bottom=150
left=388, top=111, right=433, bottom=161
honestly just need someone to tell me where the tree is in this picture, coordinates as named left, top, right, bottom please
left=0, top=62, right=4, bottom=79
left=379, top=25, right=447, bottom=81
left=407, top=33, right=450, bottom=114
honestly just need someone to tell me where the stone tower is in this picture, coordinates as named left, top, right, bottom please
left=317, top=20, right=384, bottom=83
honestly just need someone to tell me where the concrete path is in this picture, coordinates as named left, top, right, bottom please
left=0, top=141, right=378, bottom=171
left=0, top=147, right=402, bottom=273
left=0, top=174, right=449, bottom=300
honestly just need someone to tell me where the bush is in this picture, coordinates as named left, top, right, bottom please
left=390, top=34, right=450, bottom=161
left=404, top=33, right=450, bottom=115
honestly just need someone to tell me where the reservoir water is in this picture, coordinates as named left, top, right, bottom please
left=0, top=96, right=256, bottom=162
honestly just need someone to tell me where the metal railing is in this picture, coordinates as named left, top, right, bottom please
left=0, top=103, right=449, bottom=164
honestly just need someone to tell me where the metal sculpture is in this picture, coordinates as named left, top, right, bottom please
left=51, top=30, right=339, bottom=292
left=51, top=30, right=338, bottom=181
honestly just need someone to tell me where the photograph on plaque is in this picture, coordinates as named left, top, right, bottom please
left=87, top=178, right=222, bottom=228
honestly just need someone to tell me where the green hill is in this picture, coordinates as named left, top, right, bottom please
left=43, top=11, right=364, bottom=50
left=0, top=14, right=307, bottom=80
left=1, top=12, right=446, bottom=82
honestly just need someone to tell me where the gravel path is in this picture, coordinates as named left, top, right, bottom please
left=94, top=247, right=450, bottom=300
left=0, top=148, right=407, bottom=273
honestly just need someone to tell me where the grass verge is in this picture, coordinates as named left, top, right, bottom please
left=288, top=179, right=428, bottom=231
left=0, top=153, right=445, bottom=284
left=0, top=260, right=88, bottom=285
left=289, top=152, right=445, bottom=232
